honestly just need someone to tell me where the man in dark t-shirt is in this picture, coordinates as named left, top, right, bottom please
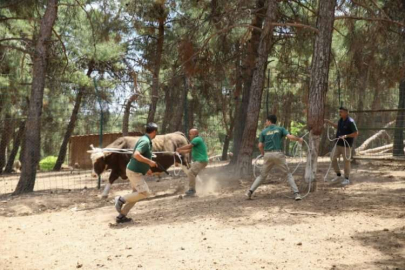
left=325, top=107, right=359, bottom=185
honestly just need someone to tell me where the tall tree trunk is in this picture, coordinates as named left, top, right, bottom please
left=393, top=79, right=405, bottom=156
left=122, top=94, right=138, bottom=136
left=221, top=135, right=230, bottom=160
left=14, top=0, right=58, bottom=195
left=161, top=86, right=173, bottom=133
left=53, top=66, right=93, bottom=171
left=182, top=76, right=190, bottom=134
left=147, top=14, right=165, bottom=123
left=123, top=69, right=139, bottom=136
left=304, top=0, right=336, bottom=189
left=4, top=119, right=26, bottom=173
left=235, top=0, right=278, bottom=177
left=222, top=42, right=242, bottom=161
left=166, top=76, right=188, bottom=133
left=0, top=115, right=13, bottom=173
left=188, top=97, right=195, bottom=132
left=231, top=0, right=266, bottom=165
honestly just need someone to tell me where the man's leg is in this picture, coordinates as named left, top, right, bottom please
left=115, top=170, right=150, bottom=222
left=186, top=162, right=207, bottom=195
left=331, top=146, right=343, bottom=181
left=273, top=153, right=300, bottom=200
left=247, top=153, right=274, bottom=198
left=341, top=146, right=351, bottom=185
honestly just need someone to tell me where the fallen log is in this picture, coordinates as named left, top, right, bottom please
left=357, top=140, right=405, bottom=155
left=356, top=120, right=395, bottom=153
left=358, top=144, right=393, bottom=155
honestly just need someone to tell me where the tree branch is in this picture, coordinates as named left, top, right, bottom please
left=368, top=0, right=390, bottom=19
left=335, top=15, right=405, bottom=28
left=52, top=27, right=69, bottom=74
left=0, top=17, right=38, bottom=22
left=290, top=0, right=317, bottom=15
left=74, top=0, right=97, bottom=57
left=0, top=45, right=30, bottom=54
left=0, top=38, right=32, bottom=43
left=271, top=22, right=319, bottom=33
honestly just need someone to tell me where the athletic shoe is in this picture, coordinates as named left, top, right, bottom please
left=114, top=196, right=125, bottom=214
left=116, top=215, right=132, bottom=224
left=341, top=179, right=350, bottom=185
left=294, top=193, right=302, bottom=201
left=185, top=189, right=196, bottom=197
left=245, top=190, right=253, bottom=200
left=330, top=175, right=343, bottom=182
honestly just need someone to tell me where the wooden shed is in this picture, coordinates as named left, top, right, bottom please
left=68, top=132, right=143, bottom=169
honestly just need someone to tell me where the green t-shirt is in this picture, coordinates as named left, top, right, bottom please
left=191, top=136, right=208, bottom=162
left=259, top=125, right=289, bottom=151
left=127, top=135, right=153, bottom=175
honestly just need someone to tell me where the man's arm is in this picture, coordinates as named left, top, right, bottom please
left=338, top=131, right=359, bottom=139
left=133, top=151, right=156, bottom=167
left=324, top=119, right=338, bottom=129
left=258, top=142, right=264, bottom=156
left=286, top=134, right=304, bottom=143
left=339, top=122, right=359, bottom=139
left=177, top=144, right=193, bottom=154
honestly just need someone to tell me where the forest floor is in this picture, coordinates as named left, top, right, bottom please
left=0, top=160, right=404, bottom=270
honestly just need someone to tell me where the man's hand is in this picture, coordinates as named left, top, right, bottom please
left=324, top=119, right=333, bottom=125
left=339, top=135, right=347, bottom=139
left=298, top=137, right=304, bottom=144
left=147, top=169, right=153, bottom=176
left=148, top=160, right=157, bottom=167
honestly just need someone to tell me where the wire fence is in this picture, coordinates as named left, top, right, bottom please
left=350, top=110, right=405, bottom=159
left=0, top=112, right=227, bottom=195
left=1, top=87, right=404, bottom=196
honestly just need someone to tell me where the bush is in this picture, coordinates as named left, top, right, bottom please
left=39, top=156, right=58, bottom=171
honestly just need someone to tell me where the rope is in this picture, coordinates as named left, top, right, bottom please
left=323, top=125, right=352, bottom=182
left=252, top=131, right=313, bottom=200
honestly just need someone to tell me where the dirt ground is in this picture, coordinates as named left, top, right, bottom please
left=0, top=160, right=404, bottom=270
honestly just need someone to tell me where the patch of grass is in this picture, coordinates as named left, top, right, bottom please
left=39, top=156, right=58, bottom=171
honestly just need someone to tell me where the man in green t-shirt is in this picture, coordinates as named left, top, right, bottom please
left=114, top=123, right=158, bottom=223
left=246, top=115, right=304, bottom=201
left=176, top=128, right=208, bottom=196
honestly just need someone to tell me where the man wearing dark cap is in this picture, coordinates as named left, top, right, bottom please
left=114, top=123, right=158, bottom=223
left=325, top=107, right=359, bottom=185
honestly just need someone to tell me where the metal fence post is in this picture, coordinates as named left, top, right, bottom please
left=93, top=78, right=103, bottom=190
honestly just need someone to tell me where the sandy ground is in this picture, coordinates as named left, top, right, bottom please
left=0, top=160, right=404, bottom=270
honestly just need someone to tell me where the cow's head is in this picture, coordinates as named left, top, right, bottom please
left=88, top=146, right=108, bottom=177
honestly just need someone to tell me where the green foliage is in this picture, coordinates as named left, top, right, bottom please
left=39, top=156, right=58, bottom=171
left=1, top=0, right=405, bottom=163
left=290, top=121, right=306, bottom=136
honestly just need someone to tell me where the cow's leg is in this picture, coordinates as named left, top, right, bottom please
left=101, top=172, right=119, bottom=199
left=101, top=183, right=111, bottom=199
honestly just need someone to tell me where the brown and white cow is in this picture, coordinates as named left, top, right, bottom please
left=88, top=132, right=190, bottom=198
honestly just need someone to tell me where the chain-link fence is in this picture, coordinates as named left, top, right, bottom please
left=0, top=106, right=227, bottom=195
left=350, top=109, right=405, bottom=159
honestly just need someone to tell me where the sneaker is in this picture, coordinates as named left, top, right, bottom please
left=116, top=215, right=132, bottom=224
left=245, top=190, right=253, bottom=200
left=185, top=189, right=196, bottom=197
left=294, top=193, right=302, bottom=201
left=341, top=179, right=350, bottom=185
left=330, top=175, right=343, bottom=182
left=114, top=196, right=125, bottom=214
